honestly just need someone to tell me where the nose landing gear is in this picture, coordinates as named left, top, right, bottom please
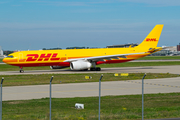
left=19, top=67, right=24, bottom=73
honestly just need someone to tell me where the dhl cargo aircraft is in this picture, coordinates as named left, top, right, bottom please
left=3, top=24, right=164, bottom=73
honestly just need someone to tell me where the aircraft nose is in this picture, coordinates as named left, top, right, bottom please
left=2, top=57, right=18, bottom=64
left=2, top=58, right=7, bottom=63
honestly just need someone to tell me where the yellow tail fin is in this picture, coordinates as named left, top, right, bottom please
left=137, top=24, right=164, bottom=48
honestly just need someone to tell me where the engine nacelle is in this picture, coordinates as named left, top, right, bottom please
left=70, top=61, right=91, bottom=70
left=50, top=66, right=68, bottom=69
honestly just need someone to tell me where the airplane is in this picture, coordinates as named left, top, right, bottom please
left=3, top=24, right=164, bottom=73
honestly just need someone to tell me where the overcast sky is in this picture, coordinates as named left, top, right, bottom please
left=0, top=0, right=180, bottom=50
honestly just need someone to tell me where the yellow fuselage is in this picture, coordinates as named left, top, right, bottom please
left=3, top=47, right=150, bottom=67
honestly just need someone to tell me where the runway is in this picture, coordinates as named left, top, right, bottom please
left=1, top=65, right=180, bottom=101
left=0, top=65, right=180, bottom=75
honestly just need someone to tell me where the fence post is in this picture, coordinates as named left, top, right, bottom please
left=50, top=76, right=53, bottom=120
left=0, top=77, right=4, bottom=120
left=142, top=73, right=146, bottom=120
left=99, top=74, right=103, bottom=120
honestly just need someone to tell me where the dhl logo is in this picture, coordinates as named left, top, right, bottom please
left=146, top=38, right=157, bottom=41
left=26, top=53, right=63, bottom=62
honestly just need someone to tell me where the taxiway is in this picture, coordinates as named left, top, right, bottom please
left=0, top=65, right=180, bottom=75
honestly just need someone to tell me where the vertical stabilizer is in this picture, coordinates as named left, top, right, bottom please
left=137, top=24, right=164, bottom=48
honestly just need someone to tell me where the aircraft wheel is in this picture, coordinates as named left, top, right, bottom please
left=95, top=67, right=101, bottom=71
left=90, top=67, right=101, bottom=71
left=82, top=69, right=88, bottom=71
left=90, top=68, right=95, bottom=71
left=20, top=70, right=24, bottom=73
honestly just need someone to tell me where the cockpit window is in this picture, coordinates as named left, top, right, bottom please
left=7, top=55, right=14, bottom=58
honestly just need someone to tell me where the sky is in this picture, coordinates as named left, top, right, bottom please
left=0, top=0, right=180, bottom=51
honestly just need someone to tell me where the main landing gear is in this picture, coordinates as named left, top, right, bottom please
left=19, top=67, right=24, bottom=73
left=90, top=62, right=101, bottom=71
left=90, top=67, right=101, bottom=71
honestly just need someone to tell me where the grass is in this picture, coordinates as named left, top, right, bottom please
left=2, top=92, right=180, bottom=120
left=0, top=64, right=51, bottom=71
left=138, top=56, right=180, bottom=60
left=1, top=73, right=179, bottom=87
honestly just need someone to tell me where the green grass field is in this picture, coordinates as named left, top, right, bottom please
left=2, top=93, right=180, bottom=120
left=0, top=64, right=51, bottom=71
left=138, top=56, right=180, bottom=60
left=1, top=73, right=179, bottom=87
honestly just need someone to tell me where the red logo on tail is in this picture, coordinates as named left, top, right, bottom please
left=146, top=38, right=157, bottom=41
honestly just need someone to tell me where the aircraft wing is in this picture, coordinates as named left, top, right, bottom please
left=64, top=52, right=145, bottom=62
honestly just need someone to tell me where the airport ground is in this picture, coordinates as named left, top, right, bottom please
left=1, top=57, right=180, bottom=119
left=1, top=65, right=180, bottom=101
left=0, top=65, right=180, bottom=119
left=0, top=66, right=180, bottom=119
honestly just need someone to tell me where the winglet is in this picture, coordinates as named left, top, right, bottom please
left=137, top=24, right=164, bottom=48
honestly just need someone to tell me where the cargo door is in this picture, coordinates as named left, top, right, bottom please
left=19, top=53, right=24, bottom=62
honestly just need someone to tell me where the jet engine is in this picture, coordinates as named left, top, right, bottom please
left=70, top=61, right=91, bottom=70
left=50, top=66, right=68, bottom=69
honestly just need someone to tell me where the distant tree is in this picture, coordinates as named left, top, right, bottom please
left=42, top=47, right=62, bottom=50
left=3, top=50, right=14, bottom=55
left=66, top=47, right=86, bottom=49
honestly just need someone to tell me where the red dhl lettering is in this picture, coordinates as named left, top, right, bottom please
left=146, top=38, right=157, bottom=41
left=26, top=54, right=39, bottom=61
left=50, top=53, right=60, bottom=60
left=26, top=53, right=61, bottom=62
left=38, top=54, right=52, bottom=61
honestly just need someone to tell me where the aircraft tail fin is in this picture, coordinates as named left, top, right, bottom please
left=137, top=24, right=164, bottom=48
